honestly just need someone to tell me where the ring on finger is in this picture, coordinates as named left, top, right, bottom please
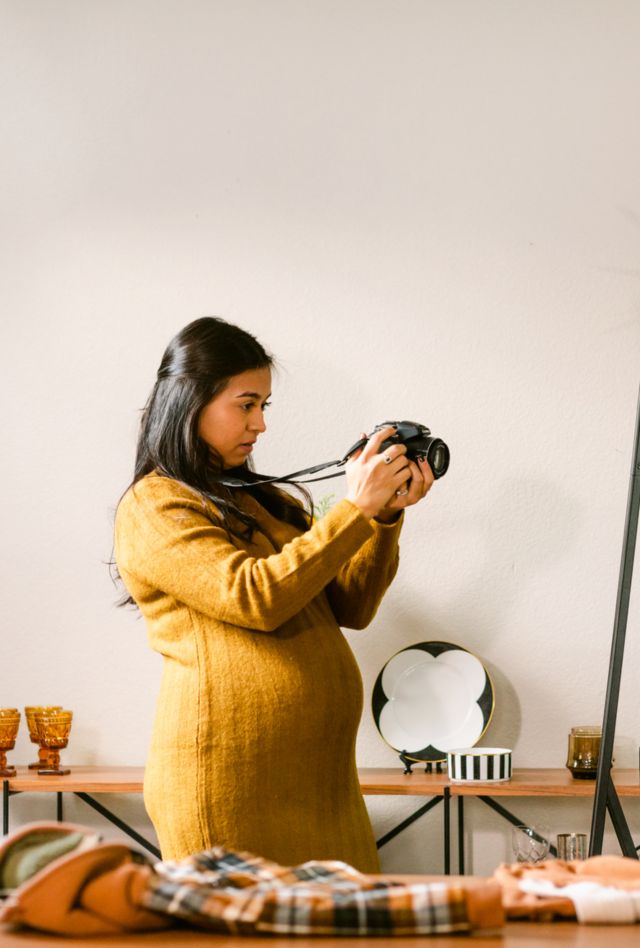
left=395, top=487, right=409, bottom=496
left=383, top=453, right=393, bottom=464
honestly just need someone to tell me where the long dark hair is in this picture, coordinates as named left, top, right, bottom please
left=115, top=317, right=312, bottom=604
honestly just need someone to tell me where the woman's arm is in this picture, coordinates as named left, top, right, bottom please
left=114, top=476, right=373, bottom=632
left=326, top=453, right=434, bottom=629
left=323, top=516, right=402, bottom=630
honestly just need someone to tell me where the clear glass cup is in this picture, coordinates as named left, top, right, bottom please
left=557, top=832, right=587, bottom=860
left=511, top=823, right=551, bottom=863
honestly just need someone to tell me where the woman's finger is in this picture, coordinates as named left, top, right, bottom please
left=346, top=432, right=369, bottom=462
left=418, top=457, right=435, bottom=492
left=362, top=425, right=397, bottom=460
left=401, top=460, right=430, bottom=505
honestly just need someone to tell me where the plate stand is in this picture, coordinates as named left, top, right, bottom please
left=399, top=751, right=445, bottom=775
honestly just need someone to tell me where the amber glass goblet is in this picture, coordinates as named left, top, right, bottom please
left=34, top=710, right=73, bottom=776
left=25, top=706, right=63, bottom=769
left=0, top=709, right=21, bottom=777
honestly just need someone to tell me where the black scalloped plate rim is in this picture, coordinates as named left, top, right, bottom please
left=371, top=640, right=495, bottom=763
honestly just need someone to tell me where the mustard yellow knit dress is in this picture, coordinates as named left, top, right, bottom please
left=114, top=473, right=402, bottom=871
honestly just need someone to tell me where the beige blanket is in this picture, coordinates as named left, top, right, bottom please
left=495, top=855, right=640, bottom=922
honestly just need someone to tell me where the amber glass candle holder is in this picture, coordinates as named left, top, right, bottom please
left=34, top=710, right=73, bottom=776
left=0, top=709, right=21, bottom=777
left=566, top=725, right=601, bottom=779
left=25, top=706, right=63, bottom=769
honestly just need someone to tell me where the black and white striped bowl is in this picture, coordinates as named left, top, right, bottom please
left=447, top=747, right=512, bottom=783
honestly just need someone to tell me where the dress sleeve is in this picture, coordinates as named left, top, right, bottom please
left=323, top=515, right=403, bottom=630
left=114, top=477, right=374, bottom=632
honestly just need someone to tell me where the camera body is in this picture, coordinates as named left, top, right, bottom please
left=371, top=420, right=450, bottom=479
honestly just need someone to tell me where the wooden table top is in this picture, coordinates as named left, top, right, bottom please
left=5, top=766, right=640, bottom=796
left=4, top=766, right=146, bottom=793
left=448, top=767, right=640, bottom=797
left=1, top=919, right=639, bottom=946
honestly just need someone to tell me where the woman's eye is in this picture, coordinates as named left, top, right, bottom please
left=262, top=401, right=272, bottom=410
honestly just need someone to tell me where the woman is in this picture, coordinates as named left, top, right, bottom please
left=114, top=317, right=434, bottom=871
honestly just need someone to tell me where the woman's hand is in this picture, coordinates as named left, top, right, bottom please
left=374, top=456, right=434, bottom=523
left=345, top=426, right=433, bottom=520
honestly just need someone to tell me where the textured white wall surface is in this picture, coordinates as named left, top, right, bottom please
left=2, top=0, right=640, bottom=875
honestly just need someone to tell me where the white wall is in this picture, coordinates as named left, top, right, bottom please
left=2, top=0, right=640, bottom=875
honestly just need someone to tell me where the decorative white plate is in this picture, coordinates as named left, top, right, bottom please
left=372, top=641, right=494, bottom=763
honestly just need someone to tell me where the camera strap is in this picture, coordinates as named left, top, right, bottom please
left=218, top=460, right=344, bottom=488
left=218, top=435, right=370, bottom=488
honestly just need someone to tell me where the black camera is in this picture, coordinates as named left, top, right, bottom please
left=346, top=420, right=450, bottom=479
left=222, top=419, right=449, bottom=490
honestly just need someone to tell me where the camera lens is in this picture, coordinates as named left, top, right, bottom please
left=427, top=440, right=450, bottom=479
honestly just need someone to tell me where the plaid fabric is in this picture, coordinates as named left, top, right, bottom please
left=141, top=847, right=476, bottom=936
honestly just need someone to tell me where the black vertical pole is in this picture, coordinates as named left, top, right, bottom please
left=2, top=780, right=8, bottom=836
left=457, top=797, right=465, bottom=875
left=589, top=383, right=640, bottom=856
left=443, top=787, right=450, bottom=874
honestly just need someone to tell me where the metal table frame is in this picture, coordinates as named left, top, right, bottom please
left=2, top=773, right=161, bottom=859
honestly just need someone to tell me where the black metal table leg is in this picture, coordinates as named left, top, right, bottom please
left=604, top=782, right=638, bottom=858
left=74, top=792, right=161, bottom=858
left=457, top=796, right=465, bottom=874
left=444, top=787, right=450, bottom=874
left=2, top=779, right=8, bottom=836
left=375, top=796, right=443, bottom=849
left=57, top=791, right=63, bottom=822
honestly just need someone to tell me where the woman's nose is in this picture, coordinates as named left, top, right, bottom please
left=249, top=411, right=267, bottom=433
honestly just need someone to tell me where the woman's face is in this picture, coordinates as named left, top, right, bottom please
left=198, top=367, right=272, bottom=469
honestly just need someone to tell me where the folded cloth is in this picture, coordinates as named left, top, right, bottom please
left=143, top=847, right=504, bottom=936
left=0, top=823, right=170, bottom=935
left=495, top=855, right=640, bottom=923
left=0, top=823, right=504, bottom=937
left=519, top=879, right=640, bottom=924
left=0, top=825, right=98, bottom=893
